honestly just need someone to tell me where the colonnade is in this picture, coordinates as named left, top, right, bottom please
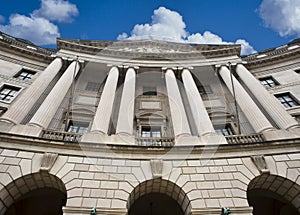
left=1, top=57, right=299, bottom=142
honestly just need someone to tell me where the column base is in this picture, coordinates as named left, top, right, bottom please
left=200, top=133, right=227, bottom=145
left=9, top=124, right=43, bottom=137
left=81, top=132, right=135, bottom=145
left=288, top=127, right=300, bottom=136
left=0, top=119, right=15, bottom=132
left=262, top=129, right=300, bottom=141
left=111, top=134, right=135, bottom=145
left=175, top=135, right=200, bottom=146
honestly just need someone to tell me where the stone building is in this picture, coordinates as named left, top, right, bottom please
left=0, top=31, right=299, bottom=215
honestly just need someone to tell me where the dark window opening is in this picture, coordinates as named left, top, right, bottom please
left=15, top=69, right=35, bottom=80
left=259, top=77, right=279, bottom=88
left=143, top=86, right=157, bottom=96
left=197, top=85, right=213, bottom=95
left=275, top=93, right=299, bottom=108
left=214, top=124, right=234, bottom=136
left=0, top=85, right=21, bottom=102
left=86, top=82, right=101, bottom=92
left=141, top=126, right=161, bottom=138
left=67, top=121, right=89, bottom=133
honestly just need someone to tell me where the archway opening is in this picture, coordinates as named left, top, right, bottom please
left=0, top=172, right=67, bottom=215
left=247, top=174, right=300, bottom=215
left=128, top=179, right=191, bottom=215
left=5, top=187, right=66, bottom=215
left=129, top=192, right=184, bottom=215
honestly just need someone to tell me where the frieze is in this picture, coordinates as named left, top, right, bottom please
left=57, top=38, right=241, bottom=60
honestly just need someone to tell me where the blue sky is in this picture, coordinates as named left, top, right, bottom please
left=0, top=0, right=300, bottom=55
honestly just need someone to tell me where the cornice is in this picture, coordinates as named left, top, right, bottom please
left=242, top=43, right=300, bottom=69
left=57, top=38, right=241, bottom=60
left=0, top=32, right=54, bottom=63
left=0, top=132, right=299, bottom=160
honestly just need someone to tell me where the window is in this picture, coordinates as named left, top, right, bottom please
left=15, top=69, right=35, bottom=80
left=0, top=85, right=21, bottom=102
left=141, top=126, right=161, bottom=138
left=214, top=124, right=234, bottom=136
left=143, top=86, right=157, bottom=96
left=197, top=85, right=213, bottom=95
left=275, top=93, right=299, bottom=108
left=86, top=82, right=101, bottom=92
left=295, top=69, right=300, bottom=74
left=67, top=121, right=89, bottom=133
left=259, top=77, right=278, bottom=88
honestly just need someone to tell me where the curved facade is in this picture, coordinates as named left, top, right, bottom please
left=0, top=31, right=299, bottom=215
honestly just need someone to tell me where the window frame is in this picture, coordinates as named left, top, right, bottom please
left=197, top=85, right=213, bottom=95
left=275, top=92, right=299, bottom=108
left=67, top=120, right=89, bottom=134
left=85, top=82, right=101, bottom=92
left=143, top=86, right=157, bottom=96
left=259, top=76, right=279, bottom=88
left=14, top=68, right=36, bottom=81
left=214, top=124, right=234, bottom=136
left=0, top=83, right=22, bottom=103
left=140, top=126, right=162, bottom=138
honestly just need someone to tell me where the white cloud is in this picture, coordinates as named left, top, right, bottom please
left=0, top=14, right=60, bottom=45
left=118, top=7, right=256, bottom=55
left=0, top=15, right=5, bottom=23
left=0, top=0, right=78, bottom=45
left=33, top=0, right=79, bottom=23
left=259, top=0, right=300, bottom=36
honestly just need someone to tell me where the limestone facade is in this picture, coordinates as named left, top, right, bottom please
left=0, top=31, right=299, bottom=214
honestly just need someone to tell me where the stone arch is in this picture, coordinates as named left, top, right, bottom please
left=127, top=178, right=191, bottom=215
left=0, top=171, right=67, bottom=215
left=247, top=174, right=300, bottom=214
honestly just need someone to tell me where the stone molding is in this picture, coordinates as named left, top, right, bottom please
left=40, top=152, right=58, bottom=172
left=251, top=155, right=269, bottom=174
left=150, top=159, right=163, bottom=178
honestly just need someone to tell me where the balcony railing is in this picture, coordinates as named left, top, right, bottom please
left=225, top=133, right=265, bottom=144
left=136, top=137, right=175, bottom=147
left=41, top=130, right=82, bottom=142
left=41, top=130, right=264, bottom=146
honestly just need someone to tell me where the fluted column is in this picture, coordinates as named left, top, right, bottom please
left=0, top=58, right=63, bottom=124
left=90, top=66, right=119, bottom=134
left=28, top=61, right=80, bottom=129
left=116, top=68, right=136, bottom=135
left=236, top=64, right=299, bottom=130
left=165, top=69, right=191, bottom=137
left=182, top=69, right=215, bottom=136
left=219, top=66, right=274, bottom=133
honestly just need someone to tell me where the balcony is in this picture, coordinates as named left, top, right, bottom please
left=136, top=137, right=175, bottom=147
left=41, top=130, right=265, bottom=145
left=41, top=130, right=82, bottom=142
left=225, top=133, right=265, bottom=144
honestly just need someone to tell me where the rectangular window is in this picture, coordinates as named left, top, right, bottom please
left=197, top=85, right=213, bottom=95
left=275, top=93, right=299, bottom=108
left=0, top=85, right=21, bottom=102
left=67, top=121, right=89, bottom=133
left=214, top=124, right=234, bottom=136
left=15, top=69, right=35, bottom=81
left=141, top=126, right=161, bottom=138
left=259, top=77, right=278, bottom=88
left=86, top=82, right=101, bottom=92
left=143, top=86, right=157, bottom=96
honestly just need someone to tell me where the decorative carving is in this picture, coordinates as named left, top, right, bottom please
left=251, top=155, right=269, bottom=174
left=150, top=159, right=163, bottom=178
left=40, top=152, right=58, bottom=172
